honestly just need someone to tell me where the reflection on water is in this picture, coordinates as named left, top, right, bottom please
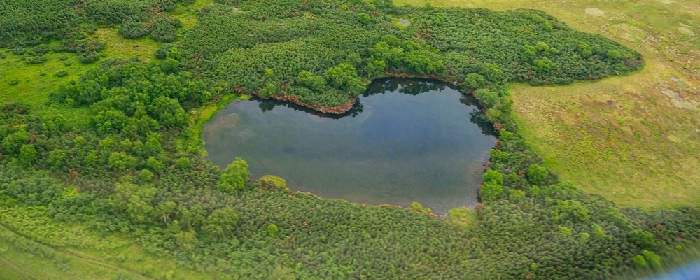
left=204, top=79, right=496, bottom=213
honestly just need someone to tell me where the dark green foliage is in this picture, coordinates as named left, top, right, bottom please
left=527, top=164, right=549, bottom=185
left=118, top=21, right=150, bottom=39
left=19, top=144, right=37, bottom=165
left=176, top=2, right=639, bottom=112
left=54, top=71, right=68, bottom=78
left=2, top=130, right=30, bottom=154
left=0, top=0, right=190, bottom=50
left=464, top=73, right=486, bottom=90
left=12, top=48, right=26, bottom=55
left=150, top=18, right=180, bottom=42
left=24, top=55, right=48, bottom=64
left=628, top=229, right=657, bottom=250
left=154, top=45, right=170, bottom=60
left=0, top=0, right=80, bottom=47
left=0, top=170, right=63, bottom=206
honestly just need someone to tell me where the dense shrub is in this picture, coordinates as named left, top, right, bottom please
left=118, top=21, right=150, bottom=39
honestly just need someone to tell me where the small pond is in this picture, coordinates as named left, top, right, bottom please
left=204, top=79, right=496, bottom=213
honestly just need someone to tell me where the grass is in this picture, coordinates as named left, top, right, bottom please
left=0, top=1, right=214, bottom=127
left=169, top=0, right=215, bottom=30
left=395, top=0, right=700, bottom=209
left=0, top=206, right=213, bottom=280
left=445, top=207, right=477, bottom=230
left=0, top=28, right=160, bottom=126
left=0, top=224, right=152, bottom=280
left=0, top=48, right=93, bottom=126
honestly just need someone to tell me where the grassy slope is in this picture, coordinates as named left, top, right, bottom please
left=0, top=223, right=145, bottom=280
left=0, top=207, right=212, bottom=280
left=396, top=0, right=700, bottom=209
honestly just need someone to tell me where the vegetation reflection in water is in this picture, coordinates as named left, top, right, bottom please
left=204, top=79, right=496, bottom=213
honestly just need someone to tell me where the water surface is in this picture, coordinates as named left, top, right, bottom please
left=204, top=79, right=496, bottom=213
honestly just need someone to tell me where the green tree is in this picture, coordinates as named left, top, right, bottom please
left=112, top=183, right=157, bottom=224
left=482, top=170, right=504, bottom=185
left=509, top=189, right=526, bottom=201
left=47, top=149, right=67, bottom=170
left=324, top=63, right=365, bottom=96
left=521, top=45, right=536, bottom=61
left=578, top=42, right=592, bottom=58
left=108, top=152, right=137, bottom=172
left=147, top=157, right=165, bottom=173
left=202, top=206, right=239, bottom=238
left=535, top=41, right=549, bottom=52
left=139, top=169, right=155, bottom=182
left=2, top=130, right=30, bottom=154
left=628, top=229, right=657, bottom=250
left=267, top=224, right=280, bottom=238
left=19, top=144, right=37, bottom=165
left=476, top=88, right=500, bottom=108
left=365, top=60, right=386, bottom=78
left=156, top=200, right=177, bottom=225
left=356, top=13, right=372, bottom=25
left=176, top=157, right=191, bottom=170
left=260, top=83, right=278, bottom=98
left=149, top=97, right=187, bottom=128
left=481, top=181, right=503, bottom=201
left=552, top=200, right=590, bottom=222
left=217, top=158, right=249, bottom=193
left=296, top=71, right=326, bottom=92
left=464, top=73, right=486, bottom=90
left=175, top=230, right=198, bottom=251
left=606, top=50, right=622, bottom=61
left=144, top=133, right=163, bottom=156
left=480, top=63, right=504, bottom=82
left=532, top=57, right=553, bottom=73
left=527, top=164, right=548, bottom=185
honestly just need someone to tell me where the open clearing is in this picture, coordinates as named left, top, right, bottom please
left=396, top=0, right=700, bottom=209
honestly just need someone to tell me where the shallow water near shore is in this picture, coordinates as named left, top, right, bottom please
left=204, top=79, right=496, bottom=213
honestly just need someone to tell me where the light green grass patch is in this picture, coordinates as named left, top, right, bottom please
left=0, top=224, right=153, bottom=280
left=446, top=207, right=477, bottom=230
left=0, top=28, right=161, bottom=126
left=0, top=48, right=92, bottom=125
left=169, top=0, right=216, bottom=30
left=95, top=28, right=159, bottom=62
left=0, top=206, right=213, bottom=280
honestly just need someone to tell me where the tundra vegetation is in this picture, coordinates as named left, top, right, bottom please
left=0, top=0, right=698, bottom=279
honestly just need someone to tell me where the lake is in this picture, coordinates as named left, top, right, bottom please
left=204, top=79, right=496, bottom=213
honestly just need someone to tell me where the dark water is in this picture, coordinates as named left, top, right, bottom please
left=204, top=79, right=496, bottom=213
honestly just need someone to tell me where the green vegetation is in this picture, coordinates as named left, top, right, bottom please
left=394, top=0, right=700, bottom=209
left=177, top=1, right=641, bottom=112
left=0, top=0, right=699, bottom=279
